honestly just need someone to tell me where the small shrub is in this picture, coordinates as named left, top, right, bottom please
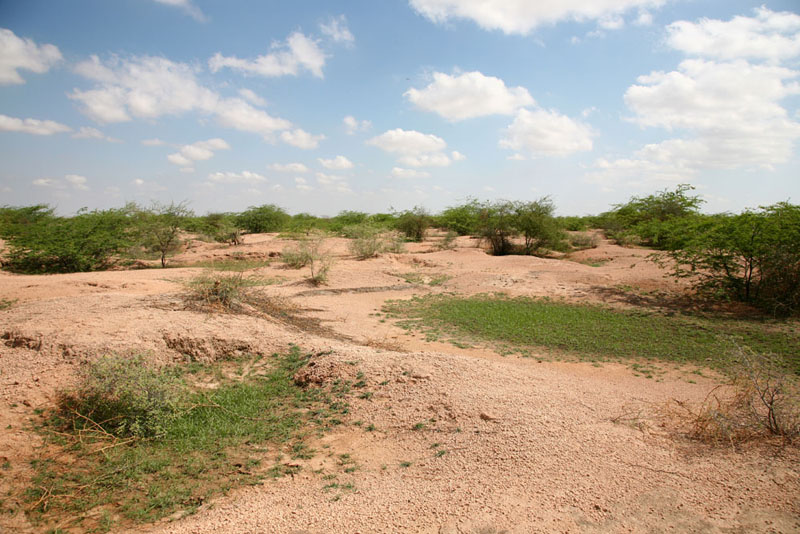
left=677, top=346, right=799, bottom=444
left=281, top=242, right=314, bottom=268
left=346, top=224, right=384, bottom=259
left=184, top=271, right=261, bottom=311
left=302, top=231, right=334, bottom=285
left=382, top=231, right=406, bottom=254
left=56, top=354, right=183, bottom=439
left=437, top=231, right=458, bottom=250
left=236, top=204, right=290, bottom=234
left=394, top=207, right=430, bottom=242
left=569, top=232, right=599, bottom=250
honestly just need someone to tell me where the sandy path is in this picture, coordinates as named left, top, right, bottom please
left=0, top=234, right=797, bottom=533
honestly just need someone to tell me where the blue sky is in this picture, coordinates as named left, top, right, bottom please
left=1, top=0, right=798, bottom=216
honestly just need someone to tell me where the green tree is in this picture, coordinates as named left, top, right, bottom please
left=236, top=204, right=290, bottom=233
left=478, top=201, right=517, bottom=256
left=1, top=207, right=134, bottom=273
left=135, top=201, right=192, bottom=268
left=394, top=206, right=430, bottom=242
left=436, top=198, right=482, bottom=236
left=512, top=198, right=565, bottom=255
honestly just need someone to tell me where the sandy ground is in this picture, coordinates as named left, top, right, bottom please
left=0, top=233, right=798, bottom=534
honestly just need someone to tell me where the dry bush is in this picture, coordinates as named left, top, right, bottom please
left=672, top=346, right=799, bottom=445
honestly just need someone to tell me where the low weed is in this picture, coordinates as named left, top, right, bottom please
left=672, top=345, right=799, bottom=444
left=183, top=271, right=271, bottom=311
left=568, top=232, right=599, bottom=250
left=26, top=347, right=348, bottom=531
left=0, top=298, right=17, bottom=310
left=182, top=258, right=271, bottom=271
left=383, top=294, right=799, bottom=372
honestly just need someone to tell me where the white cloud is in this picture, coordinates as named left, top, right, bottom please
left=315, top=172, right=352, bottom=193
left=318, top=155, right=354, bottom=170
left=0, top=28, right=62, bottom=85
left=168, top=138, right=230, bottom=166
left=141, top=138, right=166, bottom=146
left=207, top=171, right=267, bottom=184
left=209, top=32, right=326, bottom=78
left=295, top=177, right=313, bottom=191
left=499, top=108, right=594, bottom=157
left=32, top=178, right=59, bottom=188
left=367, top=128, right=446, bottom=155
left=624, top=59, right=800, bottom=167
left=269, top=162, right=310, bottom=173
left=391, top=167, right=431, bottom=178
left=666, top=7, right=800, bottom=62
left=72, top=126, right=119, bottom=142
left=634, top=11, right=653, bottom=26
left=0, top=114, right=71, bottom=135
left=214, top=97, right=292, bottom=137
left=405, top=71, right=534, bottom=121
left=151, top=0, right=207, bottom=22
left=590, top=9, right=800, bottom=189
left=238, top=88, right=267, bottom=106
left=65, top=174, right=89, bottom=190
left=598, top=14, right=625, bottom=30
left=451, top=150, right=466, bottom=161
left=368, top=128, right=461, bottom=168
left=280, top=128, right=325, bottom=149
left=71, top=55, right=219, bottom=122
left=408, top=0, right=667, bottom=35
left=320, top=15, right=355, bottom=44
left=70, top=55, right=291, bottom=138
left=33, top=174, right=90, bottom=191
left=343, top=115, right=371, bottom=134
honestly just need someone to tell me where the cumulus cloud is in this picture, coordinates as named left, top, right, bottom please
left=0, top=28, right=62, bottom=85
left=151, top=0, right=206, bottom=22
left=33, top=174, right=90, bottom=191
left=65, top=174, right=89, bottom=190
left=666, top=7, right=800, bottom=62
left=295, top=177, right=313, bottom=191
left=280, top=128, right=325, bottom=149
left=408, top=0, right=667, bottom=35
left=499, top=108, right=594, bottom=157
left=315, top=172, right=352, bottom=193
left=269, top=162, right=310, bottom=173
left=367, top=128, right=460, bottom=168
left=391, top=167, right=430, bottom=178
left=318, top=155, right=354, bottom=170
left=320, top=15, right=354, bottom=44
left=343, top=115, right=371, bottom=134
left=0, top=114, right=71, bottom=135
left=405, top=71, right=534, bottom=121
left=70, top=55, right=292, bottom=138
left=168, top=138, right=230, bottom=167
left=209, top=32, right=326, bottom=78
left=207, top=171, right=267, bottom=184
left=589, top=8, right=800, bottom=188
left=238, top=88, right=266, bottom=106
left=72, top=126, right=119, bottom=142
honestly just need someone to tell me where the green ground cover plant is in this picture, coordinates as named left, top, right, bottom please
left=26, top=347, right=348, bottom=531
left=383, top=295, right=799, bottom=373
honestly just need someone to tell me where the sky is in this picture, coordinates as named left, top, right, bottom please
left=0, top=0, right=798, bottom=217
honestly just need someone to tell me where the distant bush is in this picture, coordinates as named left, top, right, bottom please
left=133, top=201, right=193, bottom=267
left=436, top=198, right=482, bottom=236
left=569, top=232, right=599, bottom=250
left=281, top=240, right=315, bottom=268
left=1, top=206, right=134, bottom=273
left=513, top=198, right=566, bottom=255
left=394, top=206, right=430, bottom=242
left=347, top=224, right=385, bottom=259
left=183, top=213, right=243, bottom=245
left=56, top=354, right=183, bottom=439
left=557, top=216, right=589, bottom=232
left=236, top=204, right=290, bottom=233
left=600, top=184, right=704, bottom=248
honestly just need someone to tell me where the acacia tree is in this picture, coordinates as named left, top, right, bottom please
left=136, top=202, right=192, bottom=268
left=513, top=197, right=564, bottom=255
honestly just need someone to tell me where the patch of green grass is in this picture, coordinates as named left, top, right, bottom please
left=0, top=298, right=17, bottom=311
left=26, top=347, right=345, bottom=532
left=383, top=294, right=800, bottom=373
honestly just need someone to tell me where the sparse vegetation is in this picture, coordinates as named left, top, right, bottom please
left=383, top=295, right=799, bottom=371
left=394, top=206, right=430, bottom=242
left=27, top=347, right=349, bottom=531
left=183, top=270, right=274, bottom=312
